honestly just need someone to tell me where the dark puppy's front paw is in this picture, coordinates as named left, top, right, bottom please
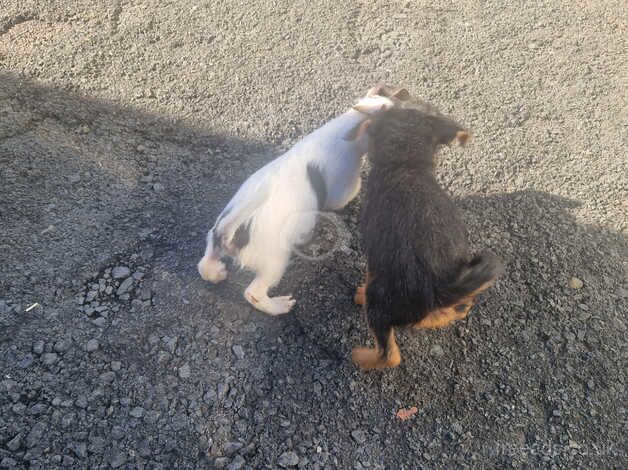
left=354, top=285, right=366, bottom=306
left=351, top=347, right=379, bottom=369
left=351, top=347, right=401, bottom=370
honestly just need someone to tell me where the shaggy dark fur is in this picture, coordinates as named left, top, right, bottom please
left=353, top=105, right=503, bottom=370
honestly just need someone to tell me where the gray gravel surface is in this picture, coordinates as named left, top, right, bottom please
left=1, top=1, right=626, bottom=468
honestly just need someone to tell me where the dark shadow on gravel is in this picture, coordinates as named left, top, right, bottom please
left=0, top=70, right=274, bottom=326
left=1, top=72, right=626, bottom=468
left=287, top=190, right=626, bottom=467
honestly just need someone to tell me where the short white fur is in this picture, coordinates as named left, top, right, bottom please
left=198, top=94, right=394, bottom=315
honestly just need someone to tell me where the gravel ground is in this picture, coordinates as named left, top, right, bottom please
left=1, top=0, right=626, bottom=468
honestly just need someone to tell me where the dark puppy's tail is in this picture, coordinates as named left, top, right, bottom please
left=436, top=251, right=504, bottom=306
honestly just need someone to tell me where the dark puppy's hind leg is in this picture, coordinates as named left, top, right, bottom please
left=354, top=271, right=372, bottom=306
left=352, top=304, right=401, bottom=370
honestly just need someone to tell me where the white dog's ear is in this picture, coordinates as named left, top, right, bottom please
left=366, top=84, right=385, bottom=97
left=343, top=119, right=371, bottom=141
left=352, top=95, right=394, bottom=114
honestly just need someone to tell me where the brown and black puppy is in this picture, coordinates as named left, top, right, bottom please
left=351, top=104, right=503, bottom=370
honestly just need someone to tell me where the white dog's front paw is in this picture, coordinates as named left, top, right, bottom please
left=197, top=257, right=228, bottom=283
left=245, top=292, right=295, bottom=316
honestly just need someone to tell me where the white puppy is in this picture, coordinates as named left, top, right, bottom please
left=198, top=88, right=407, bottom=315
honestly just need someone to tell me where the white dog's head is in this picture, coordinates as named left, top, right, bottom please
left=344, top=85, right=411, bottom=148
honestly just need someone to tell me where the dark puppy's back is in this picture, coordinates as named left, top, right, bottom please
left=362, top=107, right=471, bottom=321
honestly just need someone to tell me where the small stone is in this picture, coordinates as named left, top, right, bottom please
left=29, top=403, right=47, bottom=415
left=112, top=266, right=131, bottom=279
left=7, top=434, right=22, bottom=451
left=152, top=182, right=165, bottom=192
left=12, top=403, right=26, bottom=414
left=429, top=345, right=444, bottom=357
left=42, top=352, right=59, bottom=365
left=0, top=457, right=17, bottom=468
left=92, top=317, right=106, bottom=327
left=111, top=426, right=125, bottom=440
left=568, top=277, right=583, bottom=289
left=217, top=382, right=229, bottom=400
left=26, top=422, right=46, bottom=448
left=214, top=457, right=230, bottom=469
left=227, top=455, right=246, bottom=470
left=139, top=287, right=152, bottom=301
left=351, top=429, right=367, bottom=444
left=75, top=396, right=88, bottom=409
left=164, top=336, right=178, bottom=354
left=24, top=446, right=44, bottom=460
left=130, top=407, right=144, bottom=418
left=157, top=351, right=171, bottom=364
left=138, top=440, right=152, bottom=457
left=109, top=448, right=127, bottom=468
left=480, top=317, right=492, bottom=327
left=137, top=144, right=146, bottom=153
left=116, top=277, right=134, bottom=296
left=69, top=174, right=81, bottom=184
left=18, top=354, right=34, bottom=368
left=203, top=389, right=217, bottom=404
left=278, top=451, right=299, bottom=468
left=111, top=361, right=122, bottom=371
left=178, top=363, right=191, bottom=379
left=32, top=340, right=45, bottom=355
left=86, top=339, right=99, bottom=352
left=54, top=340, right=71, bottom=353
left=232, top=345, right=245, bottom=360
left=70, top=441, right=87, bottom=459
left=223, top=441, right=244, bottom=456
left=100, top=371, right=115, bottom=383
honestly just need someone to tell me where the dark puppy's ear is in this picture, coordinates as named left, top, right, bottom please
left=392, top=88, right=411, bottom=101
left=430, top=115, right=470, bottom=146
left=367, top=84, right=411, bottom=101
left=343, top=119, right=371, bottom=141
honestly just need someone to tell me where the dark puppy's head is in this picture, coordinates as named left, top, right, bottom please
left=366, top=106, right=469, bottom=168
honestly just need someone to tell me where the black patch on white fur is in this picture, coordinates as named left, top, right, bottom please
left=212, top=229, right=222, bottom=249
left=232, top=220, right=252, bottom=250
left=306, top=164, right=327, bottom=209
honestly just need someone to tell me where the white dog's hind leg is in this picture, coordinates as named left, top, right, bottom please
left=244, top=276, right=295, bottom=315
left=243, top=254, right=294, bottom=315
